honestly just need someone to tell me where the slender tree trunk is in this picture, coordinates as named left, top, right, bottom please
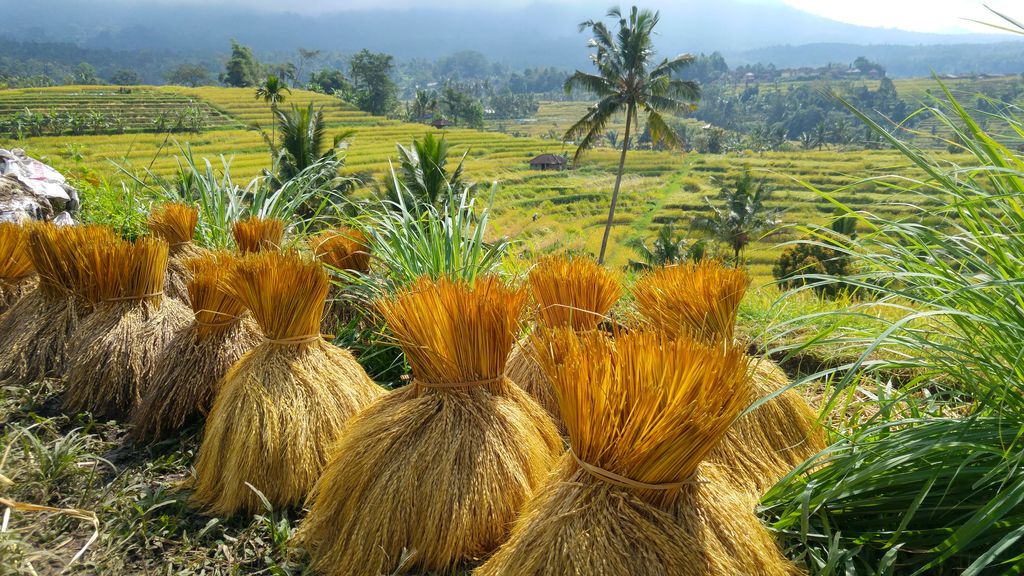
left=598, top=104, right=633, bottom=265
left=270, top=103, right=277, bottom=166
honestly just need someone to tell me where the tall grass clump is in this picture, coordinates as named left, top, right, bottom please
left=0, top=224, right=116, bottom=385
left=190, top=251, right=382, bottom=516
left=62, top=237, right=193, bottom=419
left=147, top=202, right=203, bottom=304
left=0, top=222, right=34, bottom=313
left=297, top=276, right=560, bottom=576
left=478, top=329, right=796, bottom=576
left=761, top=75, right=1024, bottom=573
left=130, top=252, right=262, bottom=443
left=506, top=255, right=621, bottom=420
left=633, top=260, right=826, bottom=499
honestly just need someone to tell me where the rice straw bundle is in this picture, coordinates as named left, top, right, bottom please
left=506, top=255, right=621, bottom=420
left=129, top=252, right=262, bottom=443
left=189, top=251, right=382, bottom=515
left=632, top=261, right=826, bottom=498
left=62, top=237, right=193, bottom=419
left=477, top=329, right=797, bottom=576
left=297, top=276, right=561, bottom=576
left=232, top=216, right=284, bottom=253
left=148, top=202, right=203, bottom=304
left=0, top=222, right=34, bottom=313
left=309, top=227, right=371, bottom=333
left=0, top=224, right=116, bottom=385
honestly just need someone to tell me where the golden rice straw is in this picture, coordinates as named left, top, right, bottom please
left=632, top=261, right=827, bottom=499
left=506, top=255, right=621, bottom=421
left=62, top=237, right=193, bottom=419
left=309, top=227, right=371, bottom=333
left=148, top=202, right=203, bottom=305
left=478, top=329, right=797, bottom=576
left=130, top=252, right=262, bottom=443
left=232, top=216, right=284, bottom=253
left=0, top=223, right=116, bottom=385
left=297, top=277, right=561, bottom=576
left=0, top=222, right=34, bottom=314
left=189, top=251, right=382, bottom=515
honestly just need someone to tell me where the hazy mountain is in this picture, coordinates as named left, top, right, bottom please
left=2, top=1, right=1022, bottom=76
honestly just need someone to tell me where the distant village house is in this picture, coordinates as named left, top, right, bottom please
left=528, top=154, right=568, bottom=171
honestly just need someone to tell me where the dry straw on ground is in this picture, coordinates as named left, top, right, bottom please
left=62, top=237, right=192, bottom=419
left=148, top=203, right=203, bottom=305
left=189, top=251, right=382, bottom=516
left=298, top=276, right=561, bottom=576
left=130, top=252, right=262, bottom=443
left=477, top=329, right=797, bottom=576
left=309, top=227, right=371, bottom=333
left=506, top=255, right=621, bottom=420
left=0, top=224, right=116, bottom=385
left=632, top=261, right=827, bottom=499
left=232, top=216, right=284, bottom=253
left=0, top=222, right=34, bottom=314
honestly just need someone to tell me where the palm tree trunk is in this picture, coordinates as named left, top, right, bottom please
left=270, top=103, right=277, bottom=166
left=598, top=104, right=633, bottom=265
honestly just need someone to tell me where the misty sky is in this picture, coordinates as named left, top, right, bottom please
left=123, top=0, right=1016, bottom=34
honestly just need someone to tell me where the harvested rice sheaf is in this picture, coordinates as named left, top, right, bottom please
left=148, top=203, right=203, bottom=305
left=130, top=252, right=262, bottom=443
left=506, top=255, right=621, bottom=420
left=232, top=216, right=284, bottom=254
left=298, top=276, right=561, bottom=576
left=632, top=261, right=827, bottom=499
left=477, top=330, right=798, bottom=576
left=189, top=251, right=382, bottom=516
left=309, top=227, right=371, bottom=333
left=0, top=222, right=34, bottom=314
left=62, top=237, right=192, bottom=419
left=0, top=224, right=116, bottom=385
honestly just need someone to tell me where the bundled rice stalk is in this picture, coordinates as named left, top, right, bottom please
left=478, top=329, right=797, bottom=576
left=130, top=252, right=262, bottom=443
left=506, top=255, right=621, bottom=420
left=309, top=227, right=371, bottom=333
left=632, top=261, right=826, bottom=498
left=232, top=216, right=284, bottom=253
left=0, top=222, right=34, bottom=314
left=0, top=224, right=116, bottom=385
left=148, top=202, right=203, bottom=305
left=298, top=276, right=561, bottom=576
left=62, top=237, right=193, bottom=419
left=189, top=251, right=382, bottom=516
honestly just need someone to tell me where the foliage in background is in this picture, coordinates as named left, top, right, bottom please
left=381, top=133, right=470, bottom=212
left=761, top=77, right=1024, bottom=574
left=627, top=223, right=705, bottom=270
left=692, top=170, right=780, bottom=265
left=772, top=211, right=856, bottom=298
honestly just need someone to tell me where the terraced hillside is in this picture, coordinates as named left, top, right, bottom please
left=0, top=86, right=238, bottom=137
left=2, top=85, right=943, bottom=279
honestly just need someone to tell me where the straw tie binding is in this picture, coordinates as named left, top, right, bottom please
left=263, top=334, right=323, bottom=346
left=570, top=449, right=699, bottom=491
left=102, top=291, right=164, bottom=303
left=413, top=375, right=506, bottom=390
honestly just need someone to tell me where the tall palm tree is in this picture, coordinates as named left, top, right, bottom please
left=692, top=171, right=780, bottom=266
left=565, top=6, right=700, bottom=264
left=255, top=75, right=291, bottom=149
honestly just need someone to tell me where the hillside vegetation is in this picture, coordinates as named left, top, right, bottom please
left=1, top=85, right=949, bottom=278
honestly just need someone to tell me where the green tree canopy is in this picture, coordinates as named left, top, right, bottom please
left=221, top=40, right=261, bottom=88
left=349, top=49, right=398, bottom=116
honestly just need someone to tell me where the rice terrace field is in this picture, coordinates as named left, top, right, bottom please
left=3, top=5, right=1024, bottom=568
left=3, top=85, right=947, bottom=280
